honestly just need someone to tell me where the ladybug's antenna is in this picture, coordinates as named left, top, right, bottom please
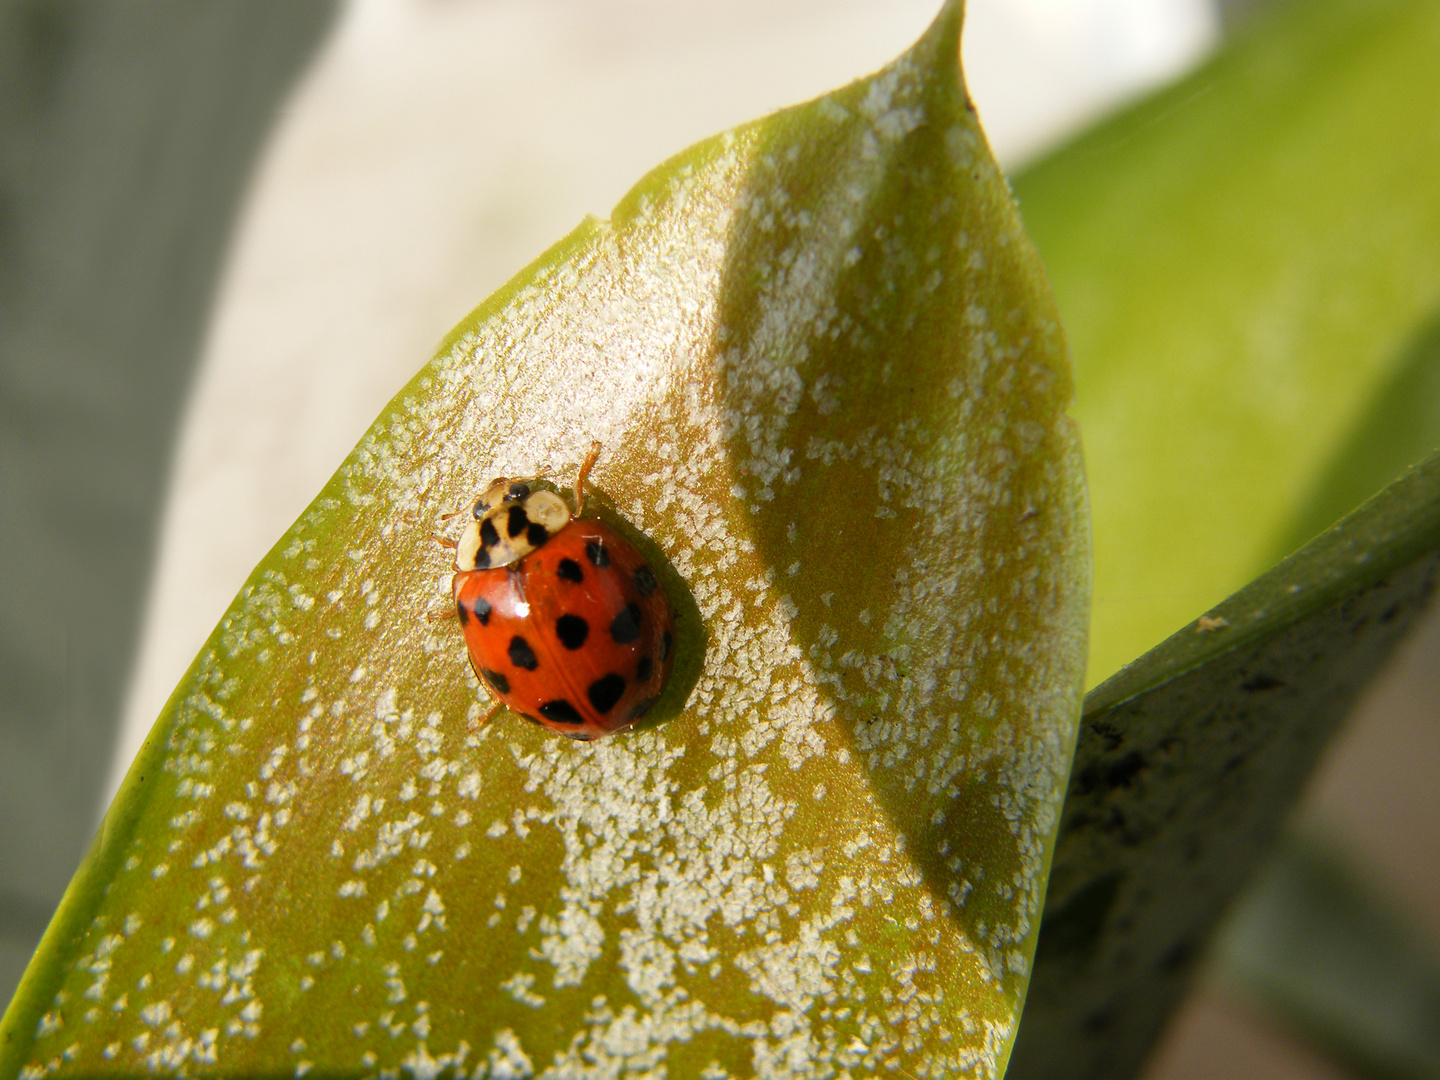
left=574, top=440, right=602, bottom=514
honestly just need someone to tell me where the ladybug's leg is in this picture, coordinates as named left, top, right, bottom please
left=428, top=578, right=461, bottom=622
left=573, top=439, right=603, bottom=514
left=469, top=699, right=503, bottom=731
left=431, top=534, right=457, bottom=550
left=464, top=654, right=505, bottom=729
left=438, top=492, right=488, bottom=521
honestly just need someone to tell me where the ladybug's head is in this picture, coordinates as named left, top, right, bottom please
left=454, top=482, right=571, bottom=572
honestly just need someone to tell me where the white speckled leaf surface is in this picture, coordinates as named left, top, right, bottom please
left=3, top=3, right=1088, bottom=1077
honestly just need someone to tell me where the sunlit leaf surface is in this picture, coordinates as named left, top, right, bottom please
left=1, top=3, right=1087, bottom=1077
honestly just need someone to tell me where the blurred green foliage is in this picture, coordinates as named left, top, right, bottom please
left=1014, top=0, right=1440, bottom=684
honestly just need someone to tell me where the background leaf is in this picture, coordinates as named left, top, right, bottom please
left=1009, top=449, right=1440, bottom=1080
left=1012, top=0, right=1440, bottom=684
left=1000, top=2, right=1440, bottom=1074
left=1, top=5, right=1088, bottom=1078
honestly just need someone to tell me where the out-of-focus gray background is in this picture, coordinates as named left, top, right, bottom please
left=2, top=2, right=1435, bottom=1077
left=0, top=0, right=338, bottom=1021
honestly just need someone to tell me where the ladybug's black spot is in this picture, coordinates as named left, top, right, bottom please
left=556, top=614, right=590, bottom=650
left=557, top=558, right=584, bottom=583
left=636, top=656, right=653, bottom=682
left=585, top=540, right=609, bottom=568
left=481, top=668, right=510, bottom=694
left=474, top=548, right=491, bottom=570
left=508, top=635, right=538, bottom=670
left=610, top=603, right=642, bottom=644
left=470, top=596, right=492, bottom=625
left=634, top=566, right=658, bottom=596
left=628, top=697, right=657, bottom=723
left=587, top=673, right=626, bottom=713
left=456, top=602, right=469, bottom=625
left=659, top=629, right=672, bottom=661
left=527, top=522, right=550, bottom=548
left=480, top=518, right=500, bottom=548
left=506, top=504, right=530, bottom=538
left=539, top=699, right=585, bottom=725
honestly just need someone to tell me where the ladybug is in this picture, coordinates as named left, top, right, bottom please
left=446, top=442, right=675, bottom=740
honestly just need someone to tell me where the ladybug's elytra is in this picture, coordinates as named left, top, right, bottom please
left=447, top=443, right=674, bottom=741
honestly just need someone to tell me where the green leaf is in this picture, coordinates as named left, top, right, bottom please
left=1009, top=449, right=1440, bottom=1080
left=999, top=4, right=1440, bottom=1074
left=1, top=4, right=1088, bottom=1077
left=1012, top=0, right=1440, bottom=685
left=1213, top=828, right=1440, bottom=1080
left=1270, top=310, right=1440, bottom=565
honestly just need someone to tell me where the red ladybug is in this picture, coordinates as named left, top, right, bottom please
left=446, top=443, right=674, bottom=740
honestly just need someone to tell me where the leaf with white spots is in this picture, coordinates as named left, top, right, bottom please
left=1, top=2, right=1087, bottom=1077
